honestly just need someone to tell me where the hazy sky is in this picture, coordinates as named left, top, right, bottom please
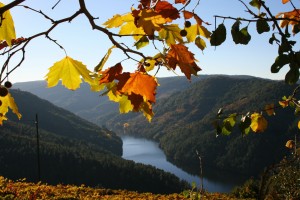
left=1, top=0, right=298, bottom=83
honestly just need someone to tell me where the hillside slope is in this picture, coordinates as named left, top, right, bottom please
left=0, top=90, right=189, bottom=194
left=109, top=76, right=296, bottom=176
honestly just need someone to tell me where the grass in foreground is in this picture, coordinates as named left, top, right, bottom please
left=0, top=176, right=251, bottom=200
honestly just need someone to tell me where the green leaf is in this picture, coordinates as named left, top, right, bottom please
left=195, top=36, right=206, bottom=51
left=271, top=54, right=290, bottom=73
left=134, top=36, right=149, bottom=50
left=239, top=26, right=251, bottom=45
left=256, top=19, right=270, bottom=34
left=210, top=23, right=226, bottom=46
left=222, top=114, right=237, bottom=135
left=249, top=0, right=261, bottom=10
left=231, top=21, right=251, bottom=45
left=239, top=115, right=251, bottom=135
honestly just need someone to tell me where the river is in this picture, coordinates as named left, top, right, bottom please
left=121, top=135, right=246, bottom=193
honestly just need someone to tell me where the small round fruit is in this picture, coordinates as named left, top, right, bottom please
left=180, top=29, right=187, bottom=37
left=185, top=21, right=191, bottom=28
left=4, top=81, right=12, bottom=88
left=0, top=86, right=8, bottom=97
left=145, top=63, right=151, bottom=67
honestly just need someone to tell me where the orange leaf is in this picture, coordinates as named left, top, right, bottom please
left=116, top=72, right=158, bottom=103
left=166, top=44, right=201, bottom=80
left=99, top=63, right=123, bottom=84
left=276, top=9, right=300, bottom=34
left=285, top=140, right=294, bottom=149
left=183, top=10, right=194, bottom=19
left=282, top=0, right=290, bottom=4
left=279, top=100, right=289, bottom=108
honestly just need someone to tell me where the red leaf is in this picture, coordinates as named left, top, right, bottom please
left=175, top=0, right=188, bottom=4
left=99, top=63, right=123, bottom=84
left=155, top=1, right=180, bottom=21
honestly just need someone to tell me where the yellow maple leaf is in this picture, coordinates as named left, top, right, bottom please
left=0, top=92, right=21, bottom=125
left=250, top=112, right=268, bottom=133
left=45, top=56, right=93, bottom=90
left=0, top=2, right=16, bottom=46
left=103, top=14, right=124, bottom=28
left=107, top=90, right=134, bottom=113
left=158, top=24, right=183, bottom=46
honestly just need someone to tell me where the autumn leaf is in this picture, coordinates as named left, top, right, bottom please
left=265, top=104, right=275, bottom=116
left=134, top=36, right=149, bottom=49
left=107, top=90, right=134, bottom=113
left=159, top=24, right=183, bottom=46
left=154, top=1, right=180, bottom=21
left=99, top=63, right=123, bottom=84
left=0, top=92, right=21, bottom=125
left=250, top=112, right=268, bottom=133
left=282, top=0, right=290, bottom=4
left=279, top=100, right=289, bottom=108
left=166, top=44, right=201, bottom=80
left=104, top=12, right=145, bottom=41
left=116, top=72, right=157, bottom=103
left=94, top=45, right=116, bottom=72
left=285, top=140, right=294, bottom=149
left=175, top=0, right=188, bottom=4
left=276, top=9, right=300, bottom=34
left=0, top=2, right=16, bottom=46
left=133, top=9, right=169, bottom=36
left=298, top=120, right=300, bottom=129
left=45, top=56, right=93, bottom=90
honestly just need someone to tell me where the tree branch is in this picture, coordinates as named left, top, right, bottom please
left=0, top=0, right=25, bottom=15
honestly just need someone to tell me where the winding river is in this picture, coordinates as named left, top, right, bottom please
left=121, top=135, right=246, bottom=193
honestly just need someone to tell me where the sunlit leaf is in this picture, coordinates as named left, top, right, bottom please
left=99, top=63, right=123, bottom=84
left=285, top=140, right=294, bottom=149
left=0, top=92, right=21, bottom=125
left=250, top=112, right=268, bottom=133
left=116, top=72, right=158, bottom=103
left=134, top=36, right=149, bottom=49
left=45, top=56, right=93, bottom=90
left=166, top=44, right=201, bottom=80
left=103, top=14, right=124, bottom=28
left=94, top=45, right=116, bottom=72
left=0, top=2, right=16, bottom=46
left=279, top=100, right=289, bottom=108
left=282, top=0, right=290, bottom=4
left=298, top=120, right=300, bottom=129
left=158, top=24, right=183, bottom=46
left=195, top=36, right=206, bottom=51
left=276, top=9, right=300, bottom=34
left=107, top=90, right=134, bottom=113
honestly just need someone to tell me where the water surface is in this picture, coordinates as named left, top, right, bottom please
left=121, top=135, right=244, bottom=193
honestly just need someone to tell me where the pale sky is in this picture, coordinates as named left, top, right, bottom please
left=1, top=0, right=298, bottom=83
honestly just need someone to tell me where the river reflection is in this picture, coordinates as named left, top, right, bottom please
left=121, top=135, right=245, bottom=193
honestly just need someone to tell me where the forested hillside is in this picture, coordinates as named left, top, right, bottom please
left=108, top=76, right=296, bottom=177
left=0, top=90, right=189, bottom=194
left=14, top=75, right=297, bottom=177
